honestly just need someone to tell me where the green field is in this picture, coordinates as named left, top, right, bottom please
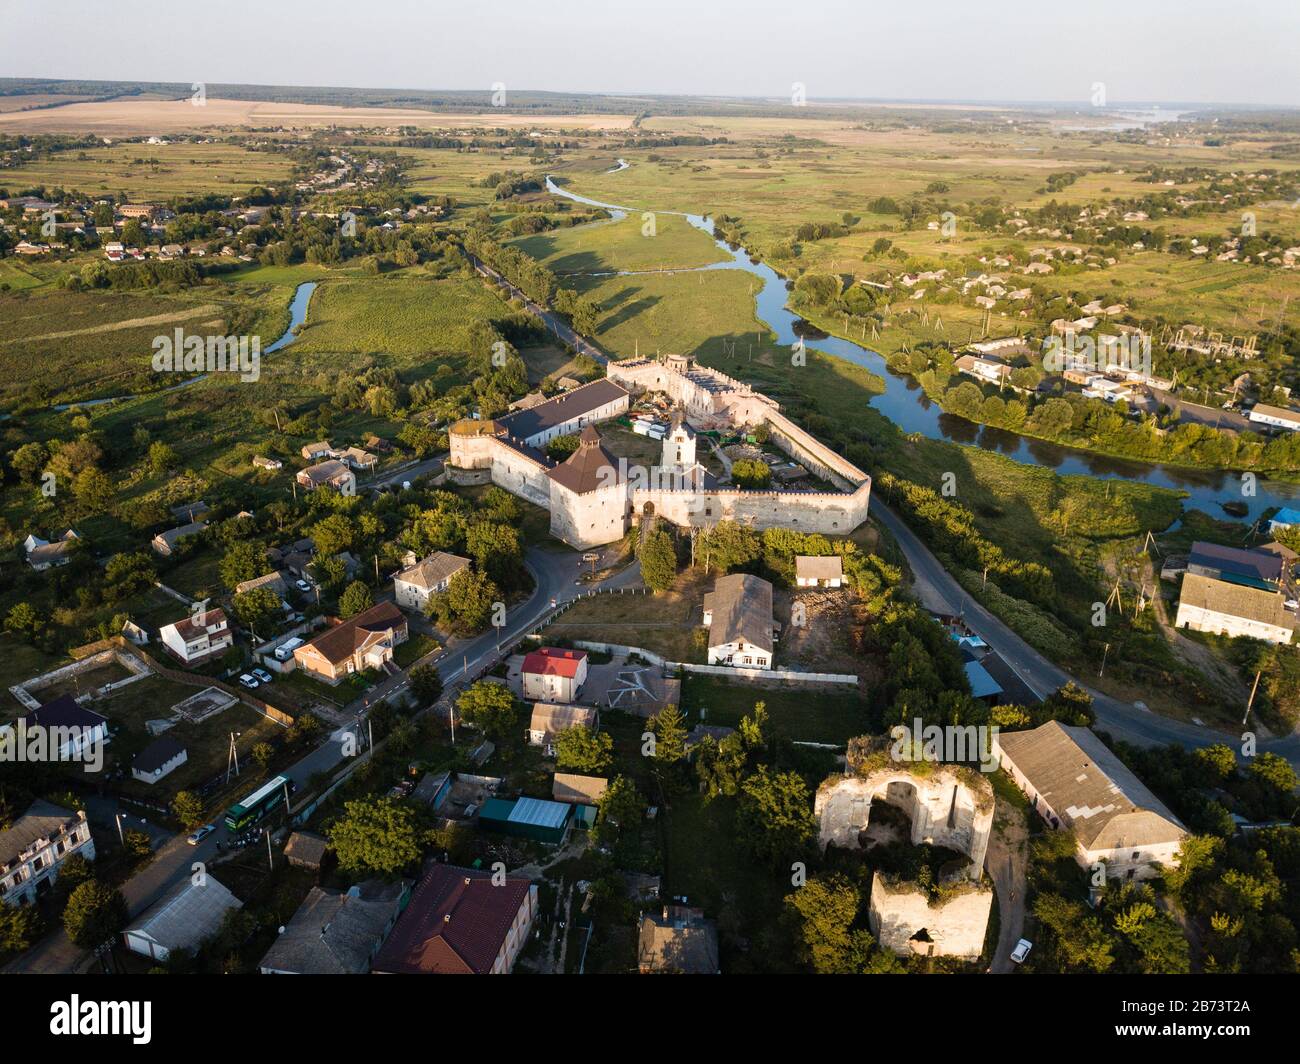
left=511, top=211, right=727, bottom=273
left=289, top=274, right=519, bottom=359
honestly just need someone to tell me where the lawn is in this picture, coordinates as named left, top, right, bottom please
left=546, top=569, right=711, bottom=663
left=681, top=672, right=874, bottom=745
left=85, top=675, right=283, bottom=802
left=0, top=636, right=70, bottom=713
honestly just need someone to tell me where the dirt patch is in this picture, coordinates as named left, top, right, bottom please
left=775, top=587, right=870, bottom=678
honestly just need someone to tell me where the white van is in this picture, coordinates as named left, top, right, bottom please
left=274, top=637, right=303, bottom=662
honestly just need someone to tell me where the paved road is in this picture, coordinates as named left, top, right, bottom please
left=466, top=253, right=609, bottom=367
left=369, top=455, right=443, bottom=491
left=872, top=500, right=1300, bottom=766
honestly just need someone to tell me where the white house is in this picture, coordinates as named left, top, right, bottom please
left=24, top=528, right=80, bottom=571
left=526, top=703, right=599, bottom=755
left=123, top=876, right=242, bottom=963
left=0, top=801, right=96, bottom=906
left=1248, top=403, right=1300, bottom=433
left=130, top=736, right=188, bottom=784
left=159, top=608, right=235, bottom=665
left=393, top=551, right=471, bottom=612
left=0, top=696, right=110, bottom=762
left=702, top=574, right=774, bottom=668
left=521, top=648, right=589, bottom=703
left=1174, top=573, right=1295, bottom=645
left=994, top=721, right=1187, bottom=882
left=795, top=555, right=844, bottom=588
left=495, top=379, right=630, bottom=449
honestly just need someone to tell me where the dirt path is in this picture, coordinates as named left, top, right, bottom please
left=987, top=792, right=1030, bottom=974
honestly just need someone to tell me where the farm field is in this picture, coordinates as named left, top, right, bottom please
left=9, top=141, right=295, bottom=198
left=0, top=97, right=639, bottom=134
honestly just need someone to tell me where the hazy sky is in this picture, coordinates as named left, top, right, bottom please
left=5, top=0, right=1298, bottom=107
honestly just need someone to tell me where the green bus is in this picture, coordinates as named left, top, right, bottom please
left=224, top=775, right=294, bottom=832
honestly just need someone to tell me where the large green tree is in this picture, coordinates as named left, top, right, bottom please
left=455, top=681, right=518, bottom=742
left=639, top=528, right=678, bottom=592
left=738, top=767, right=816, bottom=867
left=63, top=881, right=129, bottom=948
left=329, top=796, right=421, bottom=876
left=554, top=726, right=613, bottom=774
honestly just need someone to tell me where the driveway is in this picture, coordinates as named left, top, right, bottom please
left=986, top=792, right=1030, bottom=974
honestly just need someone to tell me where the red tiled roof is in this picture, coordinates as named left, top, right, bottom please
left=371, top=864, right=530, bottom=974
left=299, top=601, right=406, bottom=666
left=521, top=647, right=587, bottom=679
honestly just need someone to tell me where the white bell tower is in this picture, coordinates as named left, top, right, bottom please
left=662, top=408, right=696, bottom=470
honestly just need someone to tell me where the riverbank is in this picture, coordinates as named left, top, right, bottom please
left=797, top=299, right=1300, bottom=487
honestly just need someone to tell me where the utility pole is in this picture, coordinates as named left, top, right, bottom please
left=115, top=812, right=125, bottom=845
left=1244, top=669, right=1262, bottom=726
left=1099, top=642, right=1110, bottom=677
left=226, top=732, right=241, bottom=782
left=266, top=827, right=274, bottom=871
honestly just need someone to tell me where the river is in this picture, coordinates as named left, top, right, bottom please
left=545, top=175, right=1300, bottom=522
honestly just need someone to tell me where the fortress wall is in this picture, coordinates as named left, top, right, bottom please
left=549, top=482, right=628, bottom=548
left=451, top=433, right=552, bottom=509
left=633, top=482, right=870, bottom=536
left=814, top=769, right=994, bottom=876
left=764, top=408, right=869, bottom=491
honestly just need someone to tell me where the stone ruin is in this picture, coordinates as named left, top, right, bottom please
left=814, top=745, right=996, bottom=959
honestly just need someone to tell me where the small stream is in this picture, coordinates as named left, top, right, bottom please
left=546, top=175, right=1300, bottom=522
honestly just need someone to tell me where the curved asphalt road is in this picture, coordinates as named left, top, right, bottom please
left=872, top=500, right=1300, bottom=767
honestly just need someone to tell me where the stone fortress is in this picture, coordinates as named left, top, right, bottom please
left=815, top=746, right=996, bottom=960
left=447, top=353, right=872, bottom=549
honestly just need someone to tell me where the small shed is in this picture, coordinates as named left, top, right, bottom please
left=284, top=831, right=329, bottom=871
left=479, top=796, right=574, bottom=845
left=130, top=736, right=188, bottom=785
left=412, top=771, right=452, bottom=810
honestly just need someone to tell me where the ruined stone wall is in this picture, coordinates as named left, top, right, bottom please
left=868, top=873, right=994, bottom=959
left=814, top=768, right=994, bottom=878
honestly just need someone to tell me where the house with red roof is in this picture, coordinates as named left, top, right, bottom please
left=521, top=646, right=589, bottom=703
left=371, top=863, right=537, bottom=975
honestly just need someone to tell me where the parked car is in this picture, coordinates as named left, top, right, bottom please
left=1010, top=939, right=1033, bottom=964
left=187, top=824, right=216, bottom=846
left=251, top=667, right=274, bottom=684
left=237, top=674, right=260, bottom=689
left=295, top=579, right=313, bottom=593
